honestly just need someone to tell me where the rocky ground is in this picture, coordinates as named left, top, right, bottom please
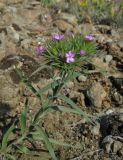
left=0, top=0, right=123, bottom=160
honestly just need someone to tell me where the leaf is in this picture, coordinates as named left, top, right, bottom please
left=32, top=132, right=82, bottom=149
left=36, top=105, right=82, bottom=120
left=32, top=104, right=90, bottom=126
left=6, top=154, right=16, bottom=160
left=15, top=67, right=42, bottom=101
left=64, top=71, right=81, bottom=83
left=1, top=123, right=15, bottom=151
left=38, top=80, right=53, bottom=94
left=35, top=126, right=58, bottom=160
left=32, top=99, right=50, bottom=125
left=20, top=98, right=29, bottom=134
left=14, top=144, right=29, bottom=154
left=56, top=94, right=93, bottom=123
left=30, top=65, right=51, bottom=78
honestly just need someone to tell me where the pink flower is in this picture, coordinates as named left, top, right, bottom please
left=80, top=50, right=86, bottom=56
left=85, top=34, right=94, bottom=41
left=65, top=51, right=75, bottom=63
left=37, top=46, right=43, bottom=56
left=52, top=34, right=64, bottom=40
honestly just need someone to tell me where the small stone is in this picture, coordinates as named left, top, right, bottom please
left=111, top=29, right=120, bottom=39
left=72, top=26, right=81, bottom=34
left=112, top=141, right=123, bottom=153
left=104, top=55, right=113, bottom=63
left=7, top=26, right=20, bottom=43
left=105, top=109, right=114, bottom=115
left=70, top=157, right=81, bottom=160
left=69, top=91, right=80, bottom=99
left=119, top=147, right=123, bottom=155
left=91, top=123, right=100, bottom=136
left=92, top=57, right=109, bottom=71
left=0, top=2, right=5, bottom=9
left=117, top=40, right=123, bottom=49
left=65, top=81, right=74, bottom=89
left=97, top=25, right=111, bottom=34
left=21, top=39, right=31, bottom=49
left=112, top=91, right=123, bottom=105
left=78, top=93, right=86, bottom=107
left=86, top=82, right=107, bottom=108
left=105, top=143, right=112, bottom=153
left=78, top=75, right=87, bottom=82
left=53, top=20, right=73, bottom=32
left=80, top=23, right=96, bottom=35
left=102, top=136, right=114, bottom=153
left=95, top=34, right=105, bottom=43
left=56, top=12, right=77, bottom=25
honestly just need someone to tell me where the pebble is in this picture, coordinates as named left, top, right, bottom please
left=105, top=143, right=112, bottom=153
left=117, top=40, right=123, bottom=49
left=105, top=109, right=114, bottom=115
left=86, top=82, right=107, bottom=108
left=0, top=2, right=5, bottom=9
left=112, top=141, right=123, bottom=153
left=53, top=19, right=73, bottom=32
left=6, top=25, right=20, bottom=43
left=56, top=12, right=78, bottom=25
left=91, top=122, right=100, bottom=136
left=69, top=91, right=80, bottom=99
left=119, top=147, right=123, bottom=155
left=78, top=75, right=87, bottom=82
left=112, top=91, right=123, bottom=105
left=65, top=81, right=74, bottom=89
left=104, top=55, right=113, bottom=64
left=21, top=38, right=31, bottom=49
left=97, top=25, right=111, bottom=34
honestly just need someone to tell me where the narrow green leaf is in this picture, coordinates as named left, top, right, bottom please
left=1, top=123, right=15, bottom=151
left=38, top=81, right=53, bottom=94
left=32, top=105, right=89, bottom=125
left=15, top=67, right=42, bottom=101
left=56, top=94, right=93, bottom=123
left=32, top=132, right=82, bottom=149
left=30, top=65, right=51, bottom=78
left=14, top=144, right=29, bottom=154
left=32, top=99, right=50, bottom=125
left=64, top=71, right=81, bottom=83
left=6, top=154, right=16, bottom=160
left=20, top=98, right=29, bottom=134
left=35, top=126, right=58, bottom=160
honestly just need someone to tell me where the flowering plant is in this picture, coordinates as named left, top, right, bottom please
left=42, top=34, right=96, bottom=71
left=52, top=34, right=64, bottom=40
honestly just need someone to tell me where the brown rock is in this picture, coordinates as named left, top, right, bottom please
left=53, top=20, right=73, bottom=32
left=112, top=141, right=123, bottom=153
left=119, top=147, right=123, bottom=156
left=87, top=82, right=107, bottom=108
left=72, top=26, right=81, bottom=34
left=117, top=40, right=123, bottom=50
left=65, top=81, right=74, bottom=89
left=56, top=12, right=78, bottom=25
left=6, top=26, right=20, bottom=43
left=81, top=23, right=96, bottom=35
left=92, top=57, right=109, bottom=71
left=0, top=2, right=5, bottom=9
left=0, top=73, right=19, bottom=101
left=96, top=25, right=111, bottom=34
